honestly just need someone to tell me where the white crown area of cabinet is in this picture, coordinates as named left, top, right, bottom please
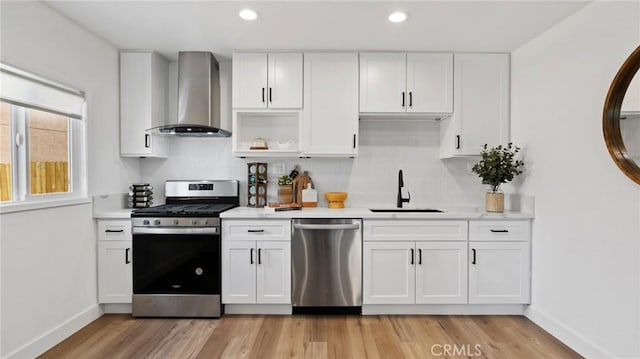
left=231, top=51, right=510, bottom=158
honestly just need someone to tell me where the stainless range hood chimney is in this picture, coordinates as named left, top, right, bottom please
left=149, top=51, right=231, bottom=137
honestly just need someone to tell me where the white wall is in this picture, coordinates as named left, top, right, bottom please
left=511, top=2, right=640, bottom=358
left=140, top=120, right=487, bottom=209
left=0, top=2, right=134, bottom=357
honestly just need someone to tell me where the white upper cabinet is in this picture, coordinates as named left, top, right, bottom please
left=622, top=71, right=640, bottom=114
left=232, top=52, right=302, bottom=109
left=406, top=53, right=454, bottom=113
left=440, top=53, right=510, bottom=158
left=302, top=52, right=359, bottom=157
left=359, top=53, right=407, bottom=113
left=359, top=52, right=453, bottom=115
left=120, top=51, right=169, bottom=158
left=232, top=53, right=268, bottom=109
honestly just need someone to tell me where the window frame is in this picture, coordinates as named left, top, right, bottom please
left=0, top=65, right=88, bottom=213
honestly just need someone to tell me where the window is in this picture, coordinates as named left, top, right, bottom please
left=0, top=63, right=87, bottom=209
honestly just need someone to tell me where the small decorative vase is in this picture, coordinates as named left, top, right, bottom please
left=278, top=185, right=293, bottom=204
left=486, top=191, right=504, bottom=213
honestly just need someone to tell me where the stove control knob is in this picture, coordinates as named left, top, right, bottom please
left=154, top=219, right=161, bottom=226
left=202, top=219, right=208, bottom=225
left=191, top=219, right=198, bottom=225
left=173, top=219, right=180, bottom=225
left=143, top=219, right=150, bottom=225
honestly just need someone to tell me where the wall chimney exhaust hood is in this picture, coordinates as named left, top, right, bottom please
left=148, top=51, right=231, bottom=137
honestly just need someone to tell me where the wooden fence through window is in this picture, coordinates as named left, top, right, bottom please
left=0, top=161, right=69, bottom=201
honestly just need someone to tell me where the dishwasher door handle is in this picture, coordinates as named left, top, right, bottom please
left=293, top=223, right=360, bottom=230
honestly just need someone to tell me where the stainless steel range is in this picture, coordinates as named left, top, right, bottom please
left=131, top=180, right=238, bottom=318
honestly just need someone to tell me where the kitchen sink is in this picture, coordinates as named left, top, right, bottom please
left=369, top=208, right=444, bottom=213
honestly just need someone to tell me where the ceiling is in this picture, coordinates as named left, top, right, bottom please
left=44, top=0, right=591, bottom=61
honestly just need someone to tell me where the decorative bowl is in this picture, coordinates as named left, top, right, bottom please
left=324, top=192, right=348, bottom=208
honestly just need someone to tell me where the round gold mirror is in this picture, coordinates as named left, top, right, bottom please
left=603, top=46, right=640, bottom=184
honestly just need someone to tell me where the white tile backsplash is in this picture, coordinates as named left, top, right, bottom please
left=140, top=120, right=488, bottom=207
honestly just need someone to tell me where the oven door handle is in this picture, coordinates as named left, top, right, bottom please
left=132, top=227, right=219, bottom=235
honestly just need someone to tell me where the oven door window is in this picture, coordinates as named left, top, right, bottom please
left=133, top=234, right=220, bottom=294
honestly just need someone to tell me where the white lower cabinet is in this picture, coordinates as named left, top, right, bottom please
left=363, top=220, right=468, bottom=305
left=363, top=241, right=467, bottom=305
left=97, top=220, right=132, bottom=304
left=468, top=220, right=531, bottom=304
left=363, top=242, right=415, bottom=304
left=468, top=241, right=530, bottom=304
left=415, top=242, right=468, bottom=304
left=222, top=220, right=291, bottom=305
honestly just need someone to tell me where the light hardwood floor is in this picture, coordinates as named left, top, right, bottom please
left=40, top=314, right=581, bottom=358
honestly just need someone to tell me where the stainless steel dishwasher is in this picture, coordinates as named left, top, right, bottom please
left=291, top=218, right=362, bottom=314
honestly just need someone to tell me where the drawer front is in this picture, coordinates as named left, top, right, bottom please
left=97, top=220, right=132, bottom=241
left=223, top=220, right=291, bottom=241
left=469, top=220, right=530, bottom=242
left=363, top=220, right=467, bottom=242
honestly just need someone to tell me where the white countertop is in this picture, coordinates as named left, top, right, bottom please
left=93, top=193, right=133, bottom=219
left=220, top=206, right=534, bottom=220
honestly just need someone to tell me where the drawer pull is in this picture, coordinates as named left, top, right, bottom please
left=105, top=229, right=124, bottom=233
left=248, top=229, right=265, bottom=233
left=490, top=229, right=509, bottom=233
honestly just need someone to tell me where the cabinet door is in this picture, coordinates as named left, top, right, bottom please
left=98, top=240, right=132, bottom=303
left=256, top=241, right=291, bottom=304
left=302, top=53, right=359, bottom=157
left=233, top=53, right=268, bottom=109
left=359, top=53, right=407, bottom=113
left=406, top=53, right=453, bottom=113
left=267, top=53, right=303, bottom=109
left=415, top=242, right=467, bottom=304
left=363, top=242, right=415, bottom=304
left=222, top=240, right=256, bottom=304
left=120, top=51, right=168, bottom=158
left=469, top=241, right=530, bottom=304
left=453, top=53, right=510, bottom=155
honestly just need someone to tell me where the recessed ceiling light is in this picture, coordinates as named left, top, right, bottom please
left=239, top=9, right=258, bottom=21
left=388, top=11, right=408, bottom=23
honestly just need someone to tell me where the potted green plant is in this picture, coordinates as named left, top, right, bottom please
left=471, top=143, right=524, bottom=212
left=277, top=175, right=293, bottom=204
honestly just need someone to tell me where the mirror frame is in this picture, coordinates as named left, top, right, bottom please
left=603, top=45, right=640, bottom=184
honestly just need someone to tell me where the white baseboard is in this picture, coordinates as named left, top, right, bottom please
left=102, top=303, right=132, bottom=314
left=4, top=304, right=102, bottom=359
left=224, top=304, right=292, bottom=315
left=362, top=304, right=525, bottom=315
left=524, top=306, right=613, bottom=358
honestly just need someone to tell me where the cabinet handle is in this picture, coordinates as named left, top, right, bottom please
left=258, top=248, right=262, bottom=264
left=402, top=92, right=405, bottom=107
left=472, top=248, right=476, bottom=265
left=410, top=248, right=414, bottom=265
left=418, top=248, right=422, bottom=265
left=247, top=229, right=264, bottom=233
left=105, top=229, right=124, bottom=233
left=145, top=134, right=151, bottom=148
left=250, top=248, right=254, bottom=264
left=490, top=229, right=509, bottom=233
left=455, top=135, right=461, bottom=149
left=125, top=248, right=131, bottom=264
left=262, top=88, right=265, bottom=103
left=409, top=92, right=413, bottom=107
left=353, top=134, right=356, bottom=149
left=269, top=88, right=272, bottom=103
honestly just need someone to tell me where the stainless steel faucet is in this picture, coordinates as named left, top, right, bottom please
left=397, top=169, right=410, bottom=208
